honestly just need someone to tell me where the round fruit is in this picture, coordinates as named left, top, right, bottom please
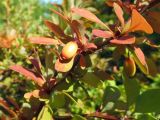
left=124, top=57, right=136, bottom=77
left=61, top=41, right=78, bottom=59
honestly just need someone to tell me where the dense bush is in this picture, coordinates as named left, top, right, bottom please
left=0, top=0, right=160, bottom=119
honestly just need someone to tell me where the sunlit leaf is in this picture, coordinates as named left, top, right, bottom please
left=85, top=43, right=97, bottom=49
left=72, top=8, right=110, bottom=30
left=10, top=65, right=45, bottom=86
left=113, top=3, right=124, bottom=26
left=44, top=20, right=67, bottom=38
left=29, top=37, right=59, bottom=45
left=50, top=92, right=65, bottom=108
left=131, top=46, right=149, bottom=74
left=51, top=8, right=70, bottom=23
left=129, top=9, right=153, bottom=34
left=110, top=35, right=135, bottom=44
left=92, top=29, right=113, bottom=38
left=37, top=105, right=53, bottom=120
left=55, top=56, right=75, bottom=72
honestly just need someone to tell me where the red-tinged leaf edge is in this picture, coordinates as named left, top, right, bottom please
left=50, top=8, right=70, bottom=23
left=113, top=2, right=124, bottom=27
left=6, top=96, right=20, bottom=110
left=44, top=20, right=66, bottom=37
left=70, top=20, right=83, bottom=42
left=29, top=57, right=42, bottom=74
left=85, top=43, right=97, bottom=50
left=0, top=99, right=17, bottom=117
left=129, top=46, right=149, bottom=74
left=92, top=29, right=113, bottom=38
left=29, top=37, right=60, bottom=45
left=110, top=35, right=135, bottom=44
left=44, top=20, right=73, bottom=43
left=71, top=8, right=111, bottom=31
left=10, top=65, right=45, bottom=87
left=134, top=46, right=146, bottom=65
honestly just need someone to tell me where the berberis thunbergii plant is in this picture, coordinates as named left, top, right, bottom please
left=1, top=0, right=160, bottom=119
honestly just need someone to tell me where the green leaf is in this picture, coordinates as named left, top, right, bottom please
left=115, top=100, right=127, bottom=110
left=80, top=72, right=102, bottom=87
left=103, top=86, right=121, bottom=102
left=50, top=92, right=65, bottom=108
left=137, top=114, right=156, bottom=120
left=102, top=102, right=115, bottom=112
left=135, top=89, right=160, bottom=113
left=123, top=72, right=140, bottom=106
left=37, top=105, right=53, bottom=120
left=72, top=115, right=87, bottom=120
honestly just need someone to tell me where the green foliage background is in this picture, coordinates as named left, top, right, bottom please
left=0, top=0, right=160, bottom=120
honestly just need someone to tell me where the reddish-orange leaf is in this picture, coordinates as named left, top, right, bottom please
left=6, top=97, right=19, bottom=110
left=44, top=20, right=66, bottom=37
left=131, top=46, right=149, bottom=74
left=29, top=37, right=59, bottom=45
left=129, top=9, right=153, bottom=34
left=50, top=8, right=69, bottom=23
left=29, top=57, right=42, bottom=74
left=134, top=46, right=146, bottom=65
left=72, top=8, right=108, bottom=29
left=70, top=20, right=83, bottom=42
left=110, top=35, right=135, bottom=44
left=0, top=99, right=17, bottom=117
left=85, top=43, right=97, bottom=50
left=10, top=65, right=45, bottom=87
left=24, top=92, right=33, bottom=99
left=113, top=3, right=124, bottom=26
left=106, top=0, right=122, bottom=7
left=92, top=29, right=113, bottom=38
left=55, top=57, right=75, bottom=72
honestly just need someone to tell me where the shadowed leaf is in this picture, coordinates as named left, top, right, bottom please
left=135, top=89, right=160, bottom=113
left=29, top=57, right=42, bottom=74
left=145, top=11, right=160, bottom=34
